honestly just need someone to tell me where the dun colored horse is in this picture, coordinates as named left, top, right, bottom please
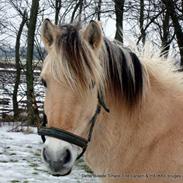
left=39, top=19, right=183, bottom=183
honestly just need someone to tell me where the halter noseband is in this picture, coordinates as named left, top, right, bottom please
left=38, top=93, right=109, bottom=160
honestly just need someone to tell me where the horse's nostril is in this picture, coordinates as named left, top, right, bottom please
left=63, top=149, right=71, bottom=165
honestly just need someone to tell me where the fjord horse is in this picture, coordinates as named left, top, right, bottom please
left=40, top=19, right=183, bottom=183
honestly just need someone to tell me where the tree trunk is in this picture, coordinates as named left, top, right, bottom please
left=97, top=0, right=102, bottom=21
left=26, top=0, right=40, bottom=125
left=114, top=0, right=125, bottom=43
left=139, top=0, right=145, bottom=45
left=13, top=10, right=27, bottom=119
left=161, top=9, right=170, bottom=58
left=55, top=0, right=62, bottom=25
left=70, top=1, right=80, bottom=23
left=78, top=0, right=84, bottom=22
left=162, top=0, right=183, bottom=66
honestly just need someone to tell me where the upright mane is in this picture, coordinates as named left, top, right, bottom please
left=51, top=23, right=147, bottom=106
left=102, top=38, right=146, bottom=106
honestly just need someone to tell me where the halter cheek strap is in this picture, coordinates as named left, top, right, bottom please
left=98, top=91, right=110, bottom=113
left=76, top=104, right=101, bottom=160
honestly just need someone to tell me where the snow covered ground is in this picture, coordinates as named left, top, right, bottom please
left=0, top=124, right=99, bottom=183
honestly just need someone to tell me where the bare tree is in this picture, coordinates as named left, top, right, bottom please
left=139, top=0, right=145, bottom=45
left=78, top=0, right=84, bottom=21
left=13, top=10, right=27, bottom=119
left=134, top=0, right=165, bottom=45
left=55, top=0, right=62, bottom=25
left=48, top=0, right=62, bottom=25
left=114, top=0, right=125, bottom=43
left=160, top=8, right=172, bottom=57
left=26, top=0, right=40, bottom=125
left=97, top=0, right=102, bottom=21
left=162, top=0, right=183, bottom=66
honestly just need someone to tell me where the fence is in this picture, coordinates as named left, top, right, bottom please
left=0, top=64, right=44, bottom=121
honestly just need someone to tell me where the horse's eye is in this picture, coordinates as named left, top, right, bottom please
left=41, top=79, right=47, bottom=88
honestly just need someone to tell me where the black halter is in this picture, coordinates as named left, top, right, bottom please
left=38, top=93, right=109, bottom=160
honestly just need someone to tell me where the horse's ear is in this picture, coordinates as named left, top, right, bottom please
left=41, top=19, right=57, bottom=50
left=83, top=20, right=103, bottom=50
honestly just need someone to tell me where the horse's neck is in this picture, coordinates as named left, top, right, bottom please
left=85, top=74, right=183, bottom=175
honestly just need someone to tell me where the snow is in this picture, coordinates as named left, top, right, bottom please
left=0, top=68, right=41, bottom=73
left=0, top=124, right=99, bottom=183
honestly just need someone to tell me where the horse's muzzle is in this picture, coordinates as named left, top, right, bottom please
left=42, top=146, right=72, bottom=176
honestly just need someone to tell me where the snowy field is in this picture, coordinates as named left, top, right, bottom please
left=0, top=124, right=99, bottom=183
